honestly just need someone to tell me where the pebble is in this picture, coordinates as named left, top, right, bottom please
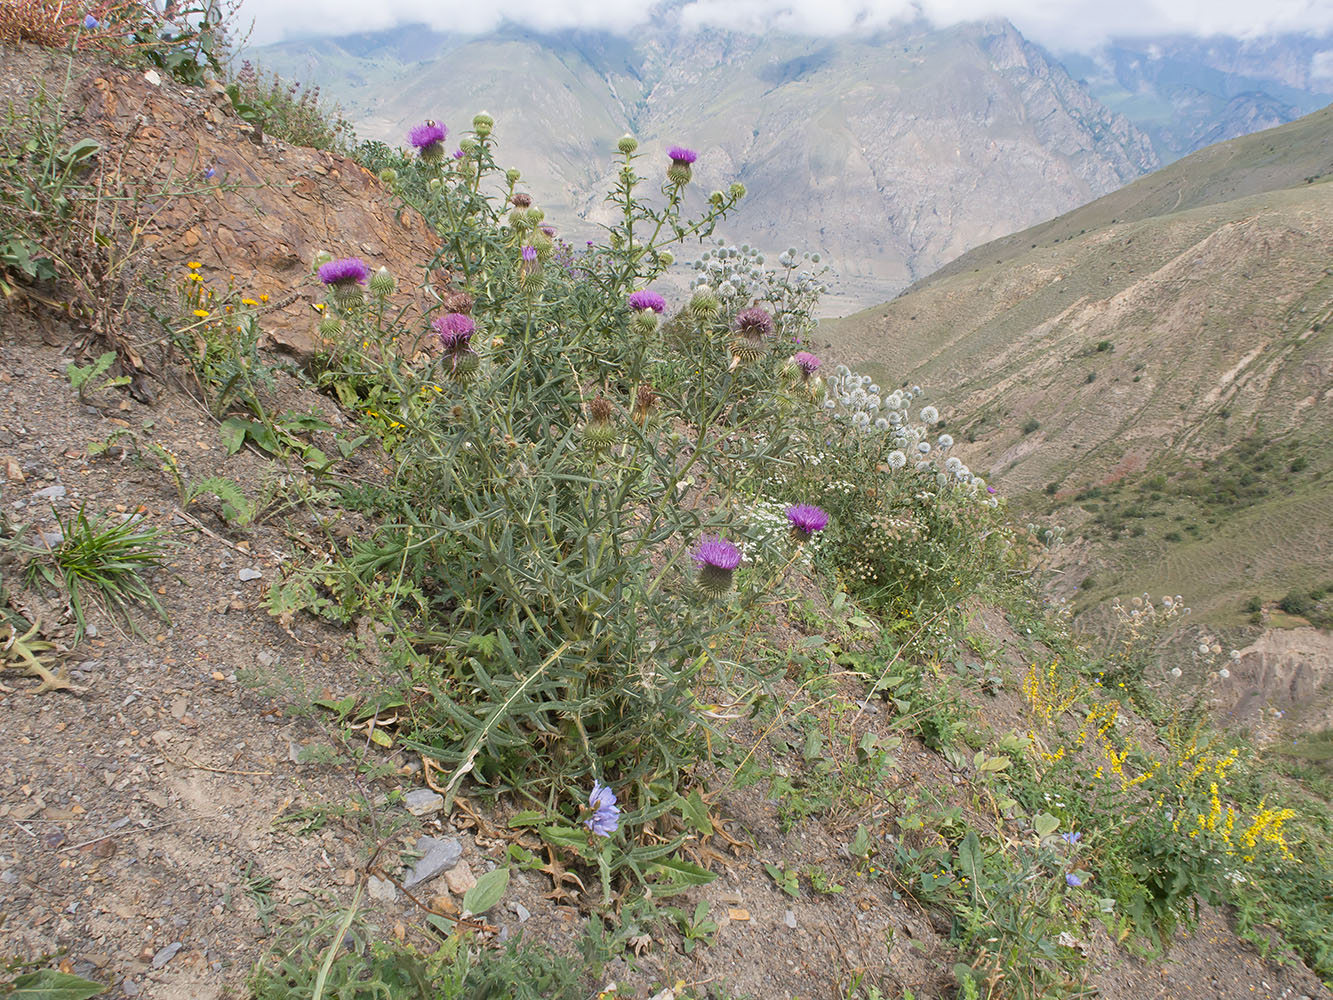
left=366, top=875, right=396, bottom=902
left=238, top=568, right=263, bottom=581
left=511, top=901, right=530, bottom=922
left=784, top=909, right=797, bottom=929
left=443, top=861, right=476, bottom=895
left=32, top=484, right=66, bottom=499
left=403, top=788, right=443, bottom=816
left=151, top=941, right=182, bottom=969
left=403, top=836, right=462, bottom=889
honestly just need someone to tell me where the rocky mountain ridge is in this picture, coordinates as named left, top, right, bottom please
left=255, top=18, right=1159, bottom=313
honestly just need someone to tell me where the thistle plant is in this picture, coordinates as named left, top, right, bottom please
left=302, top=115, right=824, bottom=852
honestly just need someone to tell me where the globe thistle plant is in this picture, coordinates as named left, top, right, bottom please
left=786, top=504, right=829, bottom=543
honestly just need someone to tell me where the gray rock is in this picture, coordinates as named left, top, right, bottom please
left=366, top=875, right=396, bottom=902
left=238, top=567, right=263, bottom=581
left=121, top=980, right=140, bottom=997
left=0, top=870, right=16, bottom=884
left=512, top=901, right=530, bottom=922
left=151, top=942, right=182, bottom=969
left=403, top=836, right=463, bottom=889
left=403, top=788, right=444, bottom=816
left=783, top=909, right=797, bottom=929
left=32, top=484, right=66, bottom=500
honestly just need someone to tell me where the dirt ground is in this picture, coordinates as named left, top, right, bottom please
left=0, top=39, right=1330, bottom=1000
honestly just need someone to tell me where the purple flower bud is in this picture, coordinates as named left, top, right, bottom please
left=734, top=306, right=773, bottom=339
left=627, top=290, right=666, bottom=314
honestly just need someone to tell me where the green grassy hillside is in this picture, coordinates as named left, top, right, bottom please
left=825, top=108, right=1333, bottom=625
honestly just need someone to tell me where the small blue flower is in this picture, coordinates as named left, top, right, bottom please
left=83, top=14, right=99, bottom=29
left=203, top=167, right=216, bottom=180
left=1061, top=832, right=1082, bottom=845
left=585, top=780, right=619, bottom=838
left=1066, top=873, right=1082, bottom=887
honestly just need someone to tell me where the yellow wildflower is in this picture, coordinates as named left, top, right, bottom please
left=193, top=309, right=210, bottom=318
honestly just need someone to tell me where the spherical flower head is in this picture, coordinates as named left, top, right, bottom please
left=318, top=257, right=370, bottom=287
left=786, top=504, right=829, bottom=540
left=585, top=780, right=619, bottom=838
left=369, top=266, right=395, bottom=298
left=920, top=405, right=940, bottom=424
left=793, top=351, right=820, bottom=375
left=432, top=312, right=475, bottom=351
left=628, top=290, right=666, bottom=314
left=694, top=535, right=741, bottom=597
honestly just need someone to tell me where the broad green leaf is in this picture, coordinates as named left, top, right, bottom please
left=539, top=824, right=588, bottom=855
left=679, top=789, right=712, bottom=835
left=9, top=969, right=106, bottom=999
left=647, top=857, right=717, bottom=893
left=461, top=866, right=509, bottom=916
left=958, top=831, right=981, bottom=881
left=1034, top=812, right=1060, bottom=839
left=802, top=730, right=823, bottom=761
left=218, top=416, right=249, bottom=455
left=978, top=754, right=1010, bottom=773
left=507, top=810, right=545, bottom=828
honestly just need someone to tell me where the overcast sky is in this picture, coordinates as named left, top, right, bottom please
left=238, top=0, right=1333, bottom=49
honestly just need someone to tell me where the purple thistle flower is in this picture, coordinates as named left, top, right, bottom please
left=627, top=290, right=666, bottom=313
left=432, top=312, right=475, bottom=350
left=453, top=149, right=464, bottom=160
left=987, top=486, right=998, bottom=495
left=694, top=536, right=741, bottom=570
left=83, top=14, right=99, bottom=29
left=408, top=120, right=447, bottom=150
left=585, top=780, right=620, bottom=838
left=521, top=245, right=537, bottom=262
left=1065, top=873, right=1082, bottom=887
left=786, top=504, right=829, bottom=538
left=318, top=257, right=370, bottom=287
left=734, top=306, right=773, bottom=339
left=792, top=351, right=821, bottom=375
left=667, top=146, right=698, bottom=165
left=694, top=535, right=741, bottom=597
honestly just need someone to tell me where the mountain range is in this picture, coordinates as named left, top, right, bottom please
left=825, top=105, right=1333, bottom=625
left=255, top=18, right=1159, bottom=313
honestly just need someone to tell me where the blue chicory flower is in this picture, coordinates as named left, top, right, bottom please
left=585, top=780, right=619, bottom=838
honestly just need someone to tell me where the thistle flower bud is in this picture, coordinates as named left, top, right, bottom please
left=689, top=287, right=721, bottom=321
left=583, top=395, right=618, bottom=452
left=317, top=314, right=343, bottom=339
left=710, top=191, right=726, bottom=208
left=657, top=249, right=674, bottom=267
left=378, top=167, right=398, bottom=185
left=526, top=206, right=545, bottom=225
left=459, top=137, right=477, bottom=152
left=428, top=177, right=443, bottom=192
left=369, top=266, right=395, bottom=298
left=617, top=134, right=639, bottom=155
left=729, top=181, right=746, bottom=200
left=505, top=168, right=521, bottom=184
left=472, top=111, right=493, bottom=138
left=632, top=384, right=657, bottom=426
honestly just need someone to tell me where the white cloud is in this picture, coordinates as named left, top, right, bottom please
left=238, top=0, right=1333, bottom=50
